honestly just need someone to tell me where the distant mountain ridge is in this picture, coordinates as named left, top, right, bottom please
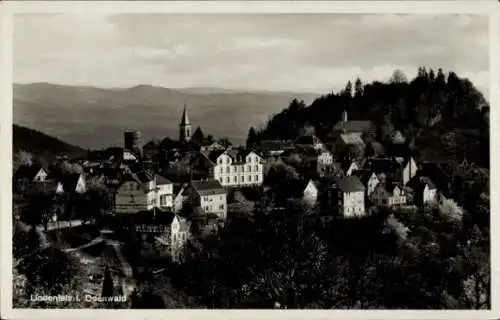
left=14, top=83, right=319, bottom=150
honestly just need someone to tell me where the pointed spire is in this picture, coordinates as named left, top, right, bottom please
left=180, top=101, right=190, bottom=126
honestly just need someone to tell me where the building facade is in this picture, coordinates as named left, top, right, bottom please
left=211, top=149, right=264, bottom=187
left=327, top=176, right=366, bottom=218
left=187, top=179, right=227, bottom=220
left=114, top=172, right=173, bottom=214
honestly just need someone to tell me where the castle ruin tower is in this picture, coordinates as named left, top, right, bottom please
left=179, top=103, right=192, bottom=142
left=124, top=130, right=143, bottom=158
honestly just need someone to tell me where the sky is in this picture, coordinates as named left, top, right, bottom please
left=13, top=13, right=489, bottom=96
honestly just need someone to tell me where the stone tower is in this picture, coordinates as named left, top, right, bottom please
left=179, top=103, right=192, bottom=142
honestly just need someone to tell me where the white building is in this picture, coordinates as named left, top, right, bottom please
left=207, top=148, right=264, bottom=188
left=186, top=179, right=227, bottom=220
left=327, top=176, right=366, bottom=218
left=114, top=171, right=173, bottom=214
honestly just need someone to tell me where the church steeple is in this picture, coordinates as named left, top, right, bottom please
left=179, top=102, right=192, bottom=142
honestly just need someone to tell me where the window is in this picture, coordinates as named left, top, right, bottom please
left=219, top=204, right=224, bottom=210
left=255, top=165, right=258, bottom=171
left=242, top=166, right=245, bottom=173
left=226, top=177, right=230, bottom=184
left=130, top=195, right=135, bottom=203
left=220, top=196, right=223, bottom=200
left=218, top=159, right=222, bottom=165
left=220, top=167, right=223, bottom=174
left=247, top=165, right=251, bottom=172
left=234, top=176, right=237, bottom=183
left=255, top=175, right=259, bottom=181
left=242, top=176, right=245, bottom=182
left=233, top=167, right=236, bottom=172
left=226, top=167, right=230, bottom=173
left=248, top=175, right=252, bottom=182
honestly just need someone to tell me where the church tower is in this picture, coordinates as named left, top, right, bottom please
left=179, top=103, right=192, bottom=142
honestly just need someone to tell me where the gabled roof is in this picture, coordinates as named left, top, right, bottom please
left=155, top=174, right=172, bottom=185
left=334, top=119, right=375, bottom=134
left=143, top=139, right=160, bottom=150
left=367, top=141, right=386, bottom=156
left=121, top=170, right=154, bottom=185
left=407, top=176, right=436, bottom=192
left=351, top=169, right=377, bottom=185
left=332, top=176, right=365, bottom=193
left=191, top=179, right=226, bottom=196
left=206, top=149, right=226, bottom=164
left=340, top=133, right=365, bottom=145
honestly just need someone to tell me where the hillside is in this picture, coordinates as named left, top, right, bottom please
left=13, top=124, right=87, bottom=169
left=252, top=67, right=490, bottom=168
left=13, top=83, right=319, bottom=150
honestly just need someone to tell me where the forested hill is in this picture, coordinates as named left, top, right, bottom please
left=13, top=124, right=87, bottom=169
left=249, top=67, right=489, bottom=168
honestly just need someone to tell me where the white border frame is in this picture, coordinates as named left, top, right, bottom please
left=1, top=1, right=498, bottom=319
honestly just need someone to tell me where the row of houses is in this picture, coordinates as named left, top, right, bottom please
left=284, top=154, right=440, bottom=218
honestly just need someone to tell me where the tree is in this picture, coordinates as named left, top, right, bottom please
left=343, top=81, right=353, bottom=97
left=354, top=77, right=363, bottom=98
left=18, top=150, right=33, bottom=166
left=390, top=69, right=408, bottom=84
left=246, top=127, right=258, bottom=149
left=429, top=69, right=436, bottom=83
left=217, top=137, right=232, bottom=148
left=21, top=186, right=54, bottom=228
left=17, top=245, right=77, bottom=297
left=192, top=126, right=205, bottom=144
left=101, top=265, right=114, bottom=298
left=59, top=161, right=83, bottom=175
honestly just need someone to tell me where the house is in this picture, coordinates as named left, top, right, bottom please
left=363, top=156, right=418, bottom=186
left=14, top=164, right=48, bottom=183
left=142, top=139, right=160, bottom=160
left=114, top=171, right=173, bottom=213
left=184, top=179, right=227, bottom=220
left=333, top=110, right=376, bottom=137
left=370, top=182, right=407, bottom=207
left=154, top=212, right=191, bottom=263
left=407, top=176, right=438, bottom=206
left=14, top=164, right=49, bottom=193
left=398, top=156, right=418, bottom=186
left=338, top=132, right=365, bottom=147
left=209, top=148, right=264, bottom=187
left=351, top=169, right=380, bottom=196
left=326, top=176, right=366, bottom=218
left=302, top=179, right=320, bottom=206
left=342, top=159, right=364, bottom=176
left=259, top=140, right=295, bottom=157
left=156, top=174, right=174, bottom=210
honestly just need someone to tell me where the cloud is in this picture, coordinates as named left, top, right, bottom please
left=13, top=13, right=489, bottom=96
